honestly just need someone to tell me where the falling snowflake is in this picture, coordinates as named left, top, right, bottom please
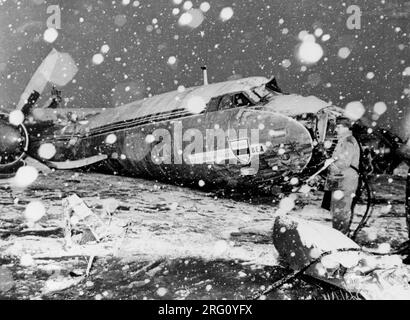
left=105, top=134, right=117, bottom=145
left=281, top=59, right=291, bottom=68
left=13, top=166, right=39, bottom=189
left=24, top=201, right=46, bottom=225
left=278, top=196, right=295, bottom=214
left=200, top=2, right=211, bottom=12
left=38, top=143, right=57, bottom=159
left=220, top=7, right=234, bottom=22
left=297, top=34, right=324, bottom=64
left=332, top=190, right=345, bottom=200
left=101, top=44, right=110, bottom=54
left=344, top=101, right=365, bottom=121
left=8, top=110, right=24, bottom=126
left=43, top=28, right=58, bottom=43
left=373, top=102, right=387, bottom=116
left=167, top=56, right=177, bottom=65
left=186, top=96, right=206, bottom=114
left=92, top=53, right=104, bottom=65
left=338, top=47, right=351, bottom=59
left=366, top=72, right=375, bottom=80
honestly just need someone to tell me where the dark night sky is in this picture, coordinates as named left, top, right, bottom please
left=0, top=0, right=409, bottom=137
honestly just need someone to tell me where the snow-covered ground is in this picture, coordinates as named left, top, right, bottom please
left=1, top=170, right=407, bottom=255
left=1, top=166, right=409, bottom=262
left=1, top=167, right=409, bottom=299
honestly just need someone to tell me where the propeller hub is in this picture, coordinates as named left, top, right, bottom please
left=0, top=116, right=28, bottom=167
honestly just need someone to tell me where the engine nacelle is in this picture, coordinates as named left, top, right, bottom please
left=0, top=114, right=29, bottom=177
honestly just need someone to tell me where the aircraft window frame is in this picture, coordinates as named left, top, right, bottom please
left=205, top=92, right=256, bottom=113
left=218, top=94, right=234, bottom=111
left=232, top=92, right=253, bottom=107
left=206, top=96, right=222, bottom=113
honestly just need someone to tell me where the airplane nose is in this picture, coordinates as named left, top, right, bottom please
left=0, top=118, right=27, bottom=165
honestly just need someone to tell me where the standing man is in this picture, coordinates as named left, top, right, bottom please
left=322, top=118, right=361, bottom=234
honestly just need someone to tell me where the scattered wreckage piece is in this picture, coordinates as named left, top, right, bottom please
left=0, top=267, right=14, bottom=293
left=42, top=275, right=85, bottom=296
left=85, top=255, right=95, bottom=277
left=62, top=194, right=124, bottom=249
left=3, top=194, right=126, bottom=297
left=272, top=215, right=410, bottom=300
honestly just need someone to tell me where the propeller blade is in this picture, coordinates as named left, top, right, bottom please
left=16, top=49, right=78, bottom=110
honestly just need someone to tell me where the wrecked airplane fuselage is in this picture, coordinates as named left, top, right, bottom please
left=22, top=77, right=338, bottom=191
left=1, top=76, right=400, bottom=192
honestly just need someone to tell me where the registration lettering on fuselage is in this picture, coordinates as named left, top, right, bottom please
left=186, top=140, right=267, bottom=165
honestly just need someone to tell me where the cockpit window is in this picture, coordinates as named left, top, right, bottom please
left=233, top=93, right=252, bottom=107
left=205, top=92, right=254, bottom=113
left=252, top=86, right=275, bottom=102
left=218, top=95, right=234, bottom=110
left=206, top=96, right=221, bottom=113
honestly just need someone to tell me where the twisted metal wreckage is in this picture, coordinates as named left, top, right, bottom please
left=1, top=49, right=410, bottom=299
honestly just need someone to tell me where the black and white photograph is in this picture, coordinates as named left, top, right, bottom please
left=0, top=0, right=410, bottom=307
